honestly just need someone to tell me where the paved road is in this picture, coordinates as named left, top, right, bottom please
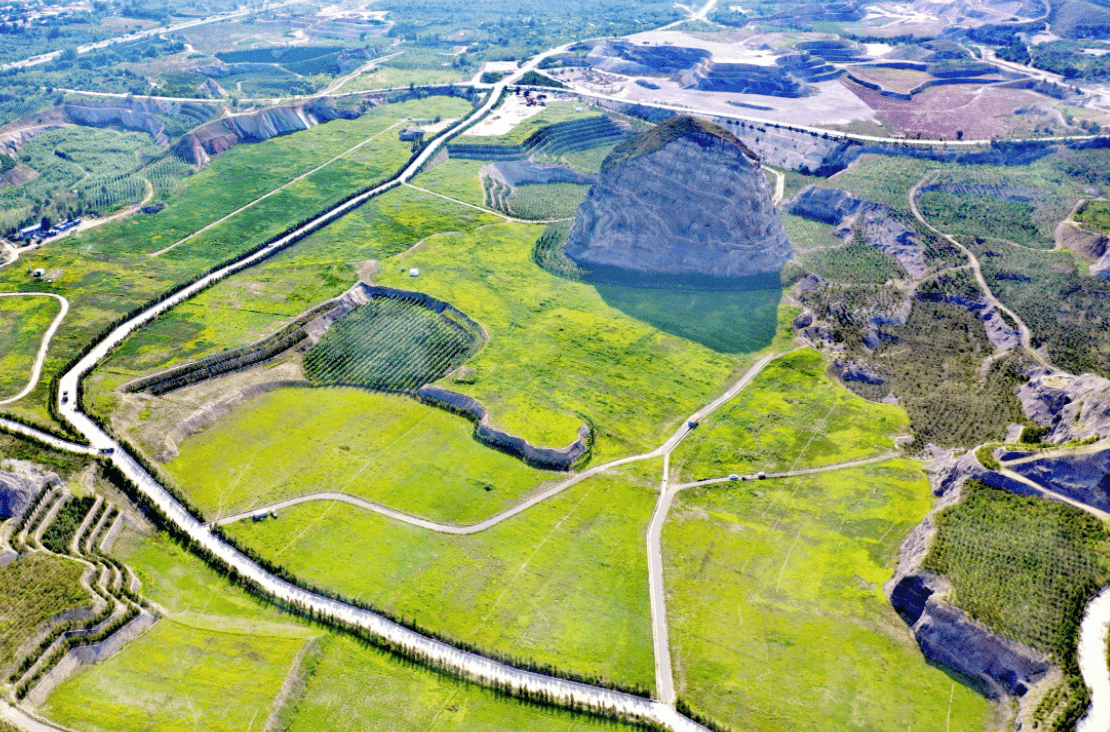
left=35, top=50, right=712, bottom=732
left=0, top=293, right=68, bottom=406
left=0, top=0, right=307, bottom=72
left=762, top=165, right=785, bottom=206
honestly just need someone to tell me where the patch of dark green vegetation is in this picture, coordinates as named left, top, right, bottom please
left=797, top=235, right=906, bottom=284
left=304, top=298, right=483, bottom=391
left=917, top=190, right=1052, bottom=248
left=925, top=483, right=1110, bottom=731
left=0, top=433, right=88, bottom=479
left=532, top=220, right=585, bottom=280
left=1075, top=199, right=1110, bottom=233
left=969, top=238, right=1110, bottom=377
left=600, top=116, right=750, bottom=173
left=801, top=283, right=1028, bottom=447
left=39, top=496, right=96, bottom=554
left=518, top=70, right=565, bottom=88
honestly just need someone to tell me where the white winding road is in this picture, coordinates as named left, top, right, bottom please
left=0, top=293, right=69, bottom=406
left=24, top=55, right=715, bottom=732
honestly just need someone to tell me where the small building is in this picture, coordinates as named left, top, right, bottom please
left=14, top=223, right=42, bottom=241
left=398, top=128, right=425, bottom=142
left=409, top=268, right=420, bottom=277
left=31, top=268, right=45, bottom=278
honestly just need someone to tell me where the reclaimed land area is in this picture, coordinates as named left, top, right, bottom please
left=224, top=462, right=661, bottom=692
left=663, top=459, right=992, bottom=731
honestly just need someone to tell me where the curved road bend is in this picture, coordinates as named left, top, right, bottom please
left=1078, top=586, right=1110, bottom=732
left=0, top=293, right=69, bottom=406
left=907, top=172, right=1050, bottom=368
left=33, top=55, right=714, bottom=732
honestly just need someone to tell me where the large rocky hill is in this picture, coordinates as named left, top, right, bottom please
left=563, top=116, right=791, bottom=289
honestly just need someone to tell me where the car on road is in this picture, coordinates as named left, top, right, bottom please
left=728, top=473, right=740, bottom=481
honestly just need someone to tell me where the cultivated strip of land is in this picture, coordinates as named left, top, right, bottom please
left=0, top=293, right=69, bottom=406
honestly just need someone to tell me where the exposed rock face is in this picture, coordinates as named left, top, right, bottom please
left=483, top=160, right=595, bottom=188
left=584, top=40, right=709, bottom=76
left=1008, top=450, right=1110, bottom=513
left=63, top=99, right=216, bottom=147
left=1018, top=367, right=1110, bottom=443
left=564, top=116, right=791, bottom=289
left=0, top=460, right=59, bottom=519
left=174, top=98, right=360, bottom=168
left=900, top=585, right=1051, bottom=698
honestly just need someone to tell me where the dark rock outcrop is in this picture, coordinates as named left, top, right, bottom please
left=564, top=116, right=790, bottom=289
left=911, top=593, right=1051, bottom=698
left=1018, top=368, right=1110, bottom=443
left=415, top=385, right=590, bottom=471
left=1007, top=449, right=1110, bottom=512
left=0, top=462, right=59, bottom=519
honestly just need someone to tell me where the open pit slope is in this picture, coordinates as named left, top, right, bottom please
left=564, top=116, right=791, bottom=289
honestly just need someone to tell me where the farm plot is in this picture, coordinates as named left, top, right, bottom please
left=0, top=553, right=92, bottom=669
left=670, top=349, right=906, bottom=482
left=373, top=222, right=791, bottom=460
left=925, top=482, right=1110, bottom=659
left=924, top=483, right=1110, bottom=730
left=416, top=158, right=490, bottom=208
left=226, top=462, right=659, bottom=692
left=304, top=297, right=482, bottom=391
left=502, top=182, right=590, bottom=220
left=779, top=211, right=845, bottom=251
left=797, top=235, right=906, bottom=283
left=165, top=387, right=559, bottom=523
left=664, top=459, right=991, bottom=732
left=0, top=126, right=159, bottom=233
left=0, top=296, right=61, bottom=398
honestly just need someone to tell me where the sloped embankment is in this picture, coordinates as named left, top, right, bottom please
left=124, top=283, right=591, bottom=471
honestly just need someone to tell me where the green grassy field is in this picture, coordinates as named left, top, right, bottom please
left=670, top=349, right=905, bottom=481
left=1075, top=199, right=1110, bottom=234
left=373, top=222, right=792, bottom=459
left=0, top=296, right=60, bottom=397
left=44, top=619, right=308, bottom=732
left=165, top=387, right=558, bottom=523
left=416, top=159, right=490, bottom=208
left=0, top=97, right=475, bottom=430
left=275, top=634, right=639, bottom=732
left=48, top=527, right=646, bottom=732
left=0, top=553, right=91, bottom=668
left=226, top=463, right=660, bottom=690
left=663, top=458, right=992, bottom=731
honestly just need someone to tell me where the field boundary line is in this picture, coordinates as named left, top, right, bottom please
left=149, top=120, right=406, bottom=258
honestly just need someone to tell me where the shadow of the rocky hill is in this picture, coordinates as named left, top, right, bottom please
left=593, top=283, right=781, bottom=354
